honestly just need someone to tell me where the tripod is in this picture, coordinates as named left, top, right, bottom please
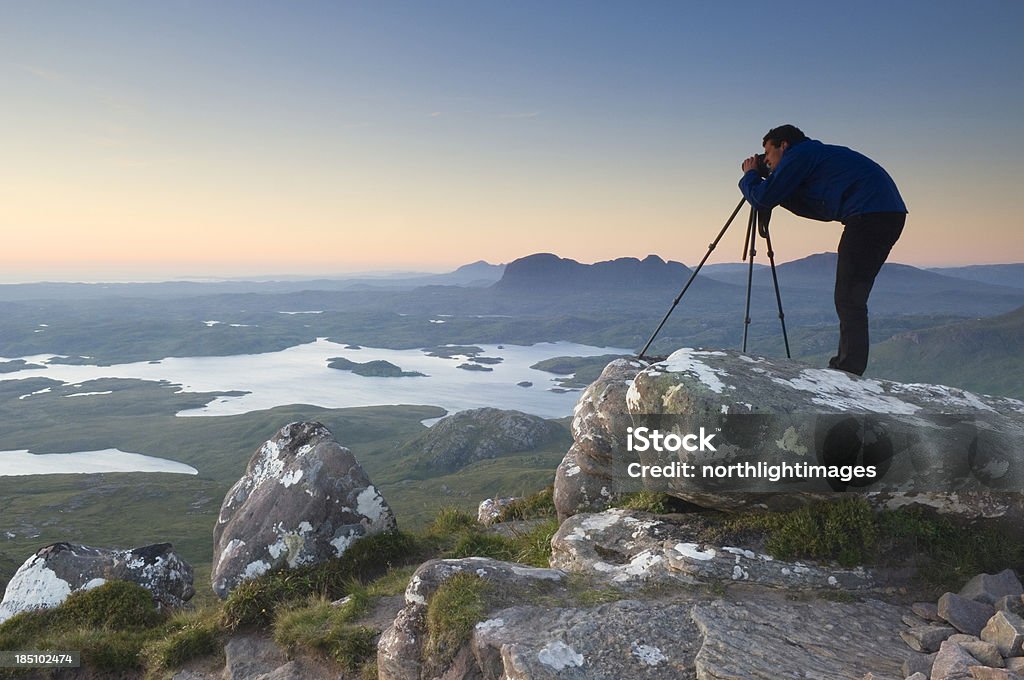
left=637, top=197, right=791, bottom=361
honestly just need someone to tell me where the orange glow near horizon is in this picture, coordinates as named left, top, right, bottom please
left=4, top=5, right=1022, bottom=282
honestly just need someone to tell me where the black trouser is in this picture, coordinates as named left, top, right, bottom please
left=828, top=212, right=906, bottom=376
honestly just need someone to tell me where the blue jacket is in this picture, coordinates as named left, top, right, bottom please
left=739, top=139, right=907, bottom=223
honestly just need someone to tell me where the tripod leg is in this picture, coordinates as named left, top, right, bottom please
left=638, top=198, right=745, bottom=360
left=762, top=227, right=792, bottom=358
left=742, top=206, right=757, bottom=353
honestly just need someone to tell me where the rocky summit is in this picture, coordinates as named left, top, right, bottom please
left=555, top=350, right=1024, bottom=521
left=211, top=421, right=396, bottom=598
left=0, top=542, right=193, bottom=623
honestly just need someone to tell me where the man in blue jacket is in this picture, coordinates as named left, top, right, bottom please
left=739, top=124, right=907, bottom=376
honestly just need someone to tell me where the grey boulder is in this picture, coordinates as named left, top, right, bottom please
left=554, top=358, right=646, bottom=520
left=554, top=349, right=1024, bottom=520
left=212, top=421, right=396, bottom=598
left=0, top=542, right=193, bottom=623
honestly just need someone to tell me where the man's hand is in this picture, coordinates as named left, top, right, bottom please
left=742, top=156, right=761, bottom=174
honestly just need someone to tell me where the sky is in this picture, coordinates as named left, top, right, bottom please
left=2, top=1, right=1023, bottom=282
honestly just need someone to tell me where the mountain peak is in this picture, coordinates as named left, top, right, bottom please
left=495, top=253, right=691, bottom=291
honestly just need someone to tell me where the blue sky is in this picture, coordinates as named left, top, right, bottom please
left=2, top=1, right=1022, bottom=280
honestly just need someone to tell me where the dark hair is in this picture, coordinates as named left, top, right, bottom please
left=763, top=124, right=807, bottom=147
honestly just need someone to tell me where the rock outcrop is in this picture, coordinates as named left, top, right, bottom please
left=0, top=542, right=193, bottom=623
left=375, top=542, right=914, bottom=680
left=478, top=496, right=520, bottom=525
left=378, top=557, right=568, bottom=680
left=212, top=421, right=396, bottom=598
left=898, top=570, right=1024, bottom=679
left=554, top=358, right=645, bottom=520
left=550, top=508, right=875, bottom=591
left=555, top=349, right=1024, bottom=521
left=402, top=408, right=569, bottom=474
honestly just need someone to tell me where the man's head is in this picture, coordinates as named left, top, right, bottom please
left=761, top=124, right=807, bottom=171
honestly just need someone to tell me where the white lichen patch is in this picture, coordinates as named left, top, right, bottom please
left=616, top=550, right=664, bottom=581
left=538, top=640, right=585, bottom=670
left=83, top=578, right=107, bottom=590
left=216, top=539, right=246, bottom=572
left=567, top=510, right=625, bottom=542
left=722, top=547, right=757, bottom=560
left=564, top=462, right=581, bottom=478
left=243, top=560, right=270, bottom=579
left=732, top=565, right=748, bottom=580
left=510, top=565, right=564, bottom=581
left=673, top=543, right=716, bottom=561
left=330, top=532, right=356, bottom=557
left=892, top=382, right=1001, bottom=413
left=356, top=486, right=389, bottom=526
left=631, top=641, right=668, bottom=666
left=0, top=559, right=73, bottom=623
left=279, top=468, right=304, bottom=488
left=621, top=514, right=661, bottom=534
left=771, top=369, right=919, bottom=414
left=406, top=575, right=427, bottom=605
left=476, top=617, right=505, bottom=633
left=661, top=348, right=730, bottom=394
left=626, top=381, right=643, bottom=411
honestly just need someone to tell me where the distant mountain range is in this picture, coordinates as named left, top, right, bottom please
left=693, top=252, right=1024, bottom=317
left=0, top=261, right=507, bottom=302
left=927, top=264, right=1024, bottom=290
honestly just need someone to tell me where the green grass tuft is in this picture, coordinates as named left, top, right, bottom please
left=428, top=506, right=478, bottom=536
left=494, top=486, right=556, bottom=522
left=765, top=496, right=878, bottom=567
left=367, top=565, right=417, bottom=597
left=446, top=532, right=517, bottom=561
left=511, top=518, right=560, bottom=567
left=614, top=490, right=694, bottom=515
left=272, top=588, right=375, bottom=670
left=58, top=580, right=164, bottom=630
left=142, top=607, right=225, bottom=674
left=425, top=573, right=490, bottom=669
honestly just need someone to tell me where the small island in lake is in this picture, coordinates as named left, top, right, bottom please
left=328, top=357, right=426, bottom=377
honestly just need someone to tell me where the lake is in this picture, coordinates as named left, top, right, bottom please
left=0, top=339, right=629, bottom=475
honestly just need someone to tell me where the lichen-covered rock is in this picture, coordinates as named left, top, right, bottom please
left=377, top=557, right=567, bottom=680
left=554, top=358, right=646, bottom=520
left=629, top=348, right=1024, bottom=514
left=550, top=508, right=875, bottom=590
left=0, top=542, right=193, bottom=623
left=471, top=600, right=702, bottom=679
left=555, top=348, right=1024, bottom=521
left=212, top=421, right=396, bottom=598
left=477, top=496, right=519, bottom=525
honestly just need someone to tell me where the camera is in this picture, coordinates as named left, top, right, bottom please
left=755, top=153, right=771, bottom=178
